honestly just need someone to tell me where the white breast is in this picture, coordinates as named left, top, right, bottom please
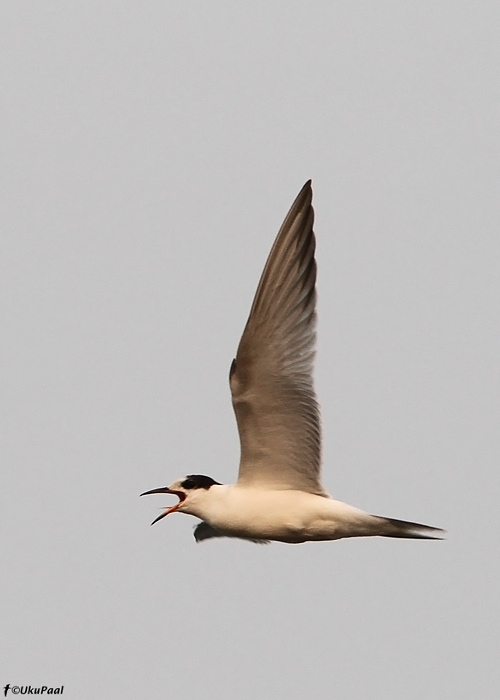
left=195, top=485, right=374, bottom=543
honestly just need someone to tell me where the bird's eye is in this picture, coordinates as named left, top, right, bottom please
left=182, top=478, right=196, bottom=489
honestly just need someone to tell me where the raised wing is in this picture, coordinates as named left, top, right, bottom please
left=230, top=181, right=326, bottom=496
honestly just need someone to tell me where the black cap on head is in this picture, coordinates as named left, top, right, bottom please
left=181, top=475, right=221, bottom=490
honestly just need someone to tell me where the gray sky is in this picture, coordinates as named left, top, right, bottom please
left=2, top=2, right=499, bottom=698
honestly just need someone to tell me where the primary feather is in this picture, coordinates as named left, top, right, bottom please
left=230, top=181, right=325, bottom=496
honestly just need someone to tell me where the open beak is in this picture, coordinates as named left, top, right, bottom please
left=140, top=486, right=187, bottom=525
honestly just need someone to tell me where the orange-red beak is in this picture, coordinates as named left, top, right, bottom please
left=140, top=487, right=187, bottom=525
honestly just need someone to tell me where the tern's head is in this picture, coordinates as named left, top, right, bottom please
left=140, top=474, right=221, bottom=524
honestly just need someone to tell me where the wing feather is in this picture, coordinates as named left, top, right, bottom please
left=230, top=181, right=326, bottom=495
left=194, top=522, right=270, bottom=544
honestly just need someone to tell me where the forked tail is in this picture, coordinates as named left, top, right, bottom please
left=373, top=515, right=445, bottom=540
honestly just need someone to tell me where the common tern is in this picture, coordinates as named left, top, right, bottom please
left=141, top=181, right=444, bottom=544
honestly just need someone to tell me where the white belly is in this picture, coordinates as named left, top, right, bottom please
left=199, top=486, right=375, bottom=543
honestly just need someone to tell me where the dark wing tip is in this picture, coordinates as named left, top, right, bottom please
left=229, top=358, right=236, bottom=380
left=295, top=179, right=313, bottom=207
left=194, top=521, right=224, bottom=542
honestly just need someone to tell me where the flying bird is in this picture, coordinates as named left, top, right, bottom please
left=141, top=181, right=444, bottom=544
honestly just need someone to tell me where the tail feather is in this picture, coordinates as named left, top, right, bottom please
left=373, top=515, right=445, bottom=540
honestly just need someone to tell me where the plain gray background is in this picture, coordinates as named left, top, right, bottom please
left=2, top=2, right=499, bottom=699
